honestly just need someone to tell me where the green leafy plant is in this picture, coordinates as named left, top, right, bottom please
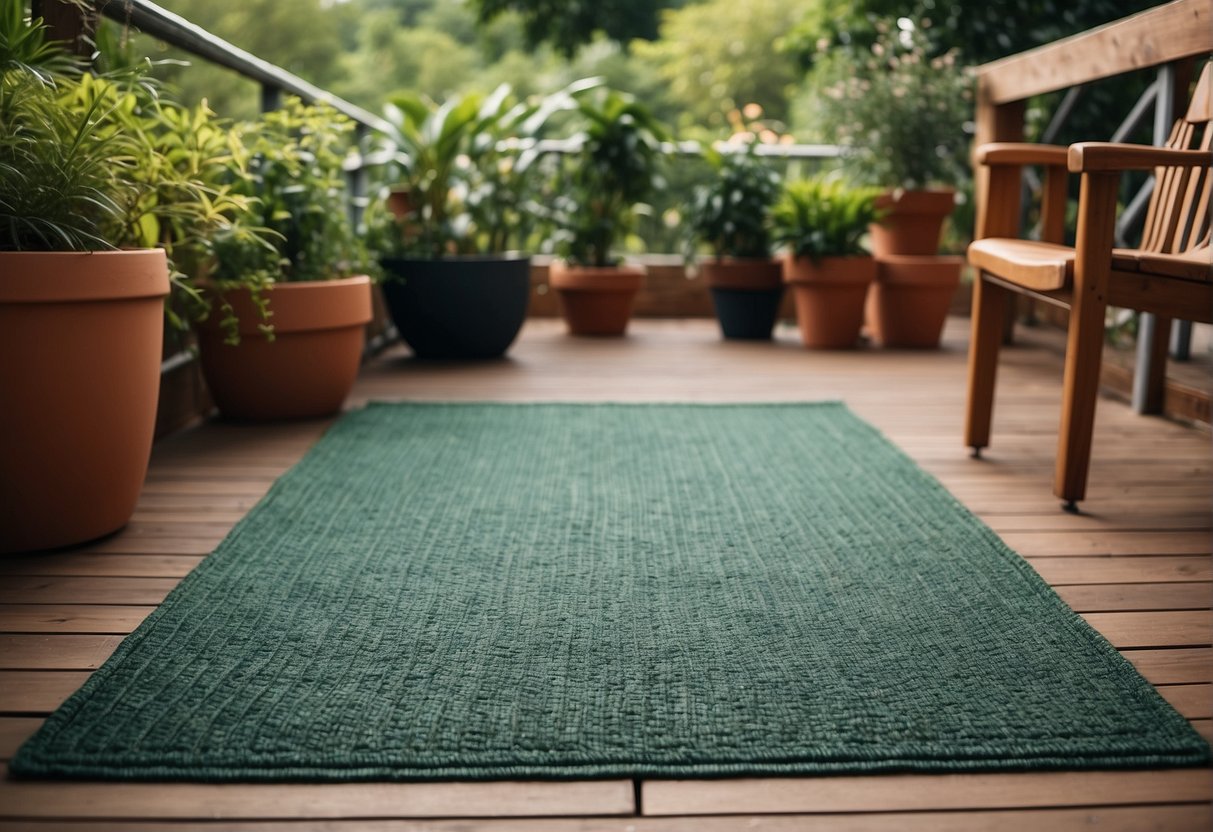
left=381, top=82, right=580, bottom=258
left=805, top=18, right=973, bottom=190
left=0, top=7, right=253, bottom=328
left=547, top=85, right=669, bottom=267
left=686, top=136, right=781, bottom=261
left=212, top=97, right=367, bottom=284
left=770, top=176, right=883, bottom=259
left=202, top=97, right=370, bottom=343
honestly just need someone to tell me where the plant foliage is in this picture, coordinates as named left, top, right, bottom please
left=770, top=176, right=883, bottom=259
left=212, top=97, right=367, bottom=285
left=547, top=85, right=668, bottom=267
left=0, top=6, right=255, bottom=329
left=686, top=137, right=781, bottom=260
left=381, top=81, right=584, bottom=259
left=804, top=18, right=973, bottom=190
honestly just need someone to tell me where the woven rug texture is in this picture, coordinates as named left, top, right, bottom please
left=13, top=402, right=1210, bottom=780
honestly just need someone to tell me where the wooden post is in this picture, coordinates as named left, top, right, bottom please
left=30, top=0, right=94, bottom=56
left=973, top=78, right=1026, bottom=345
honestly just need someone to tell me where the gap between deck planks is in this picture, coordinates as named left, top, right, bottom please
left=0, top=318, right=1208, bottom=823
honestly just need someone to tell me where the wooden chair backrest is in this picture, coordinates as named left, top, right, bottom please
left=1140, top=62, right=1211, bottom=256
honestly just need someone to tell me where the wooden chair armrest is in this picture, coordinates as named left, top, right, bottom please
left=1068, top=142, right=1213, bottom=172
left=975, top=144, right=1069, bottom=242
left=976, top=143, right=1069, bottom=167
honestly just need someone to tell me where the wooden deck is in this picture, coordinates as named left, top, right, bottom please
left=1, top=317, right=1210, bottom=830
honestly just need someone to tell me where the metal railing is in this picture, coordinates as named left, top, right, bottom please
left=89, top=0, right=845, bottom=375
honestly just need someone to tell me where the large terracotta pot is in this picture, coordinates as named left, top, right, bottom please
left=0, top=249, right=169, bottom=553
left=782, top=254, right=877, bottom=349
left=380, top=255, right=530, bottom=358
left=549, top=261, right=645, bottom=336
left=196, top=276, right=372, bottom=421
left=870, top=189, right=956, bottom=257
left=867, top=255, right=964, bottom=349
left=700, top=257, right=784, bottom=341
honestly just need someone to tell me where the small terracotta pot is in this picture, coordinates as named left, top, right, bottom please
left=0, top=249, right=169, bottom=553
left=700, top=258, right=784, bottom=340
left=549, top=262, right=645, bottom=336
left=782, top=254, right=877, bottom=349
left=196, top=276, right=373, bottom=421
left=385, top=188, right=414, bottom=221
left=867, top=255, right=964, bottom=349
left=870, top=189, right=956, bottom=257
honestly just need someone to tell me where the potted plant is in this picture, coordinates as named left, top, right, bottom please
left=377, top=83, right=569, bottom=358
left=197, top=98, right=373, bottom=421
left=808, top=20, right=971, bottom=346
left=0, top=9, right=244, bottom=552
left=547, top=86, right=669, bottom=336
left=811, top=19, right=972, bottom=256
left=770, top=176, right=882, bottom=349
left=686, top=131, right=783, bottom=340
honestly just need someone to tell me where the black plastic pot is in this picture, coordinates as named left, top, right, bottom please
left=710, top=287, right=784, bottom=340
left=380, top=255, right=531, bottom=359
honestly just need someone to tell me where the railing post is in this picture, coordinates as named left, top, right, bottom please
left=973, top=76, right=1026, bottom=345
left=260, top=84, right=282, bottom=113
left=1131, top=62, right=1180, bottom=415
left=347, top=125, right=369, bottom=232
left=30, top=0, right=94, bottom=56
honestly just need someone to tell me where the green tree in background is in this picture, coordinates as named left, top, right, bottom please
left=123, top=0, right=356, bottom=120
left=783, top=0, right=1158, bottom=66
left=470, top=0, right=683, bottom=57
left=633, top=0, right=803, bottom=135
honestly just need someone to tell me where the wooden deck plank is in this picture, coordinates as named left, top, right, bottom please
left=0, top=606, right=155, bottom=635
left=0, top=578, right=176, bottom=606
left=1124, top=649, right=1213, bottom=684
left=0, top=636, right=120, bottom=671
left=0, top=767, right=636, bottom=819
left=0, top=672, right=91, bottom=714
left=1158, top=684, right=1212, bottom=718
left=1028, top=556, right=1211, bottom=584
left=1003, top=531, right=1211, bottom=556
left=1082, top=612, right=1212, bottom=648
left=1054, top=583, right=1211, bottom=611
left=0, top=554, right=204, bottom=578
left=0, top=718, right=40, bottom=760
left=640, top=769, right=1212, bottom=815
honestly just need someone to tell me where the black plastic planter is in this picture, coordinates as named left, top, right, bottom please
left=710, top=287, right=784, bottom=340
left=380, top=255, right=531, bottom=359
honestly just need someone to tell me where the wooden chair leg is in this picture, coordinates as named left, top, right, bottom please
left=1054, top=279, right=1109, bottom=510
left=964, top=274, right=1010, bottom=456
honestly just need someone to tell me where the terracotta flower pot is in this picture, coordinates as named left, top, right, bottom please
left=700, top=257, right=784, bottom=341
left=782, top=254, right=877, bottom=349
left=870, top=189, right=956, bottom=257
left=867, top=255, right=964, bottom=349
left=0, top=249, right=169, bottom=553
left=196, top=276, right=373, bottom=421
left=549, top=261, right=645, bottom=336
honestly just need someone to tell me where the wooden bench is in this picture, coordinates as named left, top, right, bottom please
left=965, top=62, right=1212, bottom=511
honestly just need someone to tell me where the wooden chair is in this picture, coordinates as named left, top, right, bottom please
left=965, top=62, right=1212, bottom=511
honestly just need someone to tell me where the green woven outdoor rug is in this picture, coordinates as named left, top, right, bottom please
left=13, top=403, right=1209, bottom=781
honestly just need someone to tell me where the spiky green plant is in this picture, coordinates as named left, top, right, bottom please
left=770, top=176, right=883, bottom=259
left=382, top=81, right=587, bottom=258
